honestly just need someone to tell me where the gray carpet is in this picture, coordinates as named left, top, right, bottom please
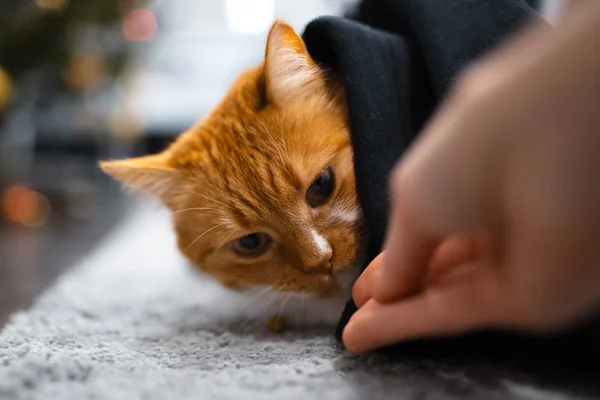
left=0, top=204, right=596, bottom=400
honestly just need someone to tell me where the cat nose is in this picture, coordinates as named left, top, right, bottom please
left=305, top=252, right=333, bottom=274
left=297, top=229, right=333, bottom=273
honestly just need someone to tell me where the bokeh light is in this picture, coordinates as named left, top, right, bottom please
left=34, top=0, right=68, bottom=11
left=0, top=67, right=13, bottom=111
left=2, top=186, right=51, bottom=227
left=123, top=9, right=158, bottom=42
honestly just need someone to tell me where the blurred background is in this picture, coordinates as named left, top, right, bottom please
left=0, top=0, right=357, bottom=325
left=0, top=0, right=559, bottom=325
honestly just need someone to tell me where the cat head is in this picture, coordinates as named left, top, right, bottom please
left=100, top=21, right=362, bottom=297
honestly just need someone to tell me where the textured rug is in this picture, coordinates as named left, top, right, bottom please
left=0, top=204, right=598, bottom=400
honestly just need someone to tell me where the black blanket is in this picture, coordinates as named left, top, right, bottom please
left=302, top=0, right=600, bottom=364
left=302, top=0, right=538, bottom=342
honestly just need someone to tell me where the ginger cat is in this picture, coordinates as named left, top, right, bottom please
left=100, top=21, right=363, bottom=329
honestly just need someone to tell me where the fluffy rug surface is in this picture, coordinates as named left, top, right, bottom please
left=0, top=205, right=595, bottom=400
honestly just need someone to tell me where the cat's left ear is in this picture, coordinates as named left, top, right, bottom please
left=264, top=20, right=325, bottom=107
left=99, top=153, right=180, bottom=198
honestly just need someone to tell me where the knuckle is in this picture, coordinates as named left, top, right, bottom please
left=452, top=64, right=499, bottom=105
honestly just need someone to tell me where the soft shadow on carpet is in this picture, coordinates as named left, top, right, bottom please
left=0, top=204, right=596, bottom=400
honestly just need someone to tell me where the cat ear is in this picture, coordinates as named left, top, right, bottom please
left=99, top=153, right=179, bottom=197
left=264, top=20, right=324, bottom=107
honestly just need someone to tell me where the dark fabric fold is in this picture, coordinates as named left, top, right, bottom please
left=302, top=0, right=540, bottom=343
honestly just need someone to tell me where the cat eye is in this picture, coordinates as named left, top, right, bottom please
left=230, top=232, right=272, bottom=257
left=306, top=167, right=335, bottom=208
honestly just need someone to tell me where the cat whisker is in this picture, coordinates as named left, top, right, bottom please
left=184, top=223, right=228, bottom=254
left=238, top=286, right=273, bottom=315
left=189, top=190, right=234, bottom=211
left=278, top=293, right=292, bottom=320
left=303, top=292, right=313, bottom=310
left=301, top=293, right=307, bottom=317
left=212, top=230, right=239, bottom=257
left=262, top=284, right=287, bottom=320
left=170, top=207, right=221, bottom=215
left=277, top=153, right=291, bottom=178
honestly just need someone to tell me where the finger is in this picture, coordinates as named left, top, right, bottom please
left=374, top=198, right=440, bottom=303
left=353, top=252, right=385, bottom=308
left=426, top=234, right=478, bottom=285
left=355, top=237, right=477, bottom=310
left=343, top=265, right=504, bottom=353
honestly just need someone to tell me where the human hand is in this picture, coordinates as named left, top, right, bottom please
left=343, top=1, right=600, bottom=353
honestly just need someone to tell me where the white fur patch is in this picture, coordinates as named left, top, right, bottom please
left=240, top=280, right=354, bottom=328
left=310, top=229, right=331, bottom=255
left=329, top=207, right=361, bottom=223
left=215, top=264, right=362, bottom=328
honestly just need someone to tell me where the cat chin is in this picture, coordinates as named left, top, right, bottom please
left=189, top=261, right=361, bottom=328
left=234, top=264, right=362, bottom=328
left=239, top=285, right=350, bottom=328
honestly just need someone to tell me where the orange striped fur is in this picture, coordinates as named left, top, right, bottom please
left=101, top=21, right=362, bottom=299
